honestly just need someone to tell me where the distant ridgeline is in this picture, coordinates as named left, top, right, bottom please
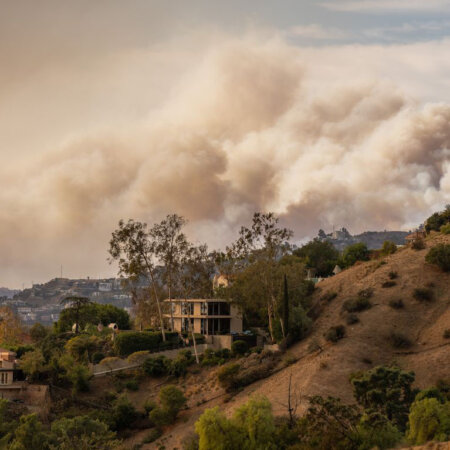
left=318, top=228, right=409, bottom=251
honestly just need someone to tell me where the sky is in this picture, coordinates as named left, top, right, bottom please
left=1, top=0, right=450, bottom=288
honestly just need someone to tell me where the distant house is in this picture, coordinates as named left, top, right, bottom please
left=405, top=230, right=426, bottom=245
left=0, top=349, right=16, bottom=386
left=164, top=299, right=242, bottom=336
left=333, top=265, right=342, bottom=275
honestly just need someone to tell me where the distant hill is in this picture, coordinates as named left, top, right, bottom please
left=0, top=287, right=19, bottom=298
left=319, top=228, right=410, bottom=251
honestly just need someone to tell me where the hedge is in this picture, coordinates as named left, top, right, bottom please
left=114, top=331, right=179, bottom=356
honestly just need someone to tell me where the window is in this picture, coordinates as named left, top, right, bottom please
left=207, top=302, right=230, bottom=316
left=201, top=318, right=207, bottom=334
left=200, top=302, right=208, bottom=315
left=181, top=302, right=194, bottom=315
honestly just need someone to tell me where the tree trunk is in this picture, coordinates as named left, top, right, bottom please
left=267, top=303, right=275, bottom=343
left=149, top=270, right=166, bottom=342
left=168, top=273, right=174, bottom=331
left=186, top=297, right=199, bottom=364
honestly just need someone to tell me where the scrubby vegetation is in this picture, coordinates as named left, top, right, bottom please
left=425, top=243, right=450, bottom=272
left=389, top=331, right=412, bottom=349
left=190, top=366, right=450, bottom=450
left=325, top=325, right=346, bottom=343
left=413, top=287, right=434, bottom=302
left=389, top=298, right=404, bottom=309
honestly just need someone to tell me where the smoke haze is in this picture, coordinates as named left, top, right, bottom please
left=1, top=33, right=450, bottom=286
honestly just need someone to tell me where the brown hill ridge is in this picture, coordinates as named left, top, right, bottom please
left=142, top=232, right=450, bottom=449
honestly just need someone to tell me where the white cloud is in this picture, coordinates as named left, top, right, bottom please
left=321, top=0, right=450, bottom=13
left=288, top=24, right=350, bottom=40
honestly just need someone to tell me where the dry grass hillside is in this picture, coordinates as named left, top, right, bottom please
left=139, top=232, right=450, bottom=449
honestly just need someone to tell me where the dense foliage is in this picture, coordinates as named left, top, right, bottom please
left=57, top=303, right=131, bottom=333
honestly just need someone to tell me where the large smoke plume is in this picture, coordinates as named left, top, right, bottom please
left=1, top=35, right=450, bottom=286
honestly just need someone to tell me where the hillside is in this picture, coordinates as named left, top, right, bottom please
left=143, top=232, right=449, bottom=449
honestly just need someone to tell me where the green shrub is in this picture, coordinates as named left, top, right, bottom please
left=389, top=331, right=412, bottom=349
left=425, top=244, right=450, bottom=272
left=346, top=314, right=359, bottom=325
left=143, top=355, right=169, bottom=377
left=382, top=280, right=396, bottom=288
left=413, top=287, right=434, bottom=302
left=389, top=299, right=404, bottom=309
left=149, top=385, right=186, bottom=426
left=358, top=288, right=374, bottom=299
left=411, top=238, right=426, bottom=250
left=325, top=325, right=346, bottom=343
left=142, top=428, right=162, bottom=444
left=406, top=398, right=450, bottom=445
left=440, top=223, right=450, bottom=234
left=342, top=297, right=372, bottom=313
left=168, top=356, right=190, bottom=377
left=92, top=352, right=105, bottom=364
left=125, top=379, right=139, bottom=391
left=127, top=350, right=150, bottom=364
left=382, top=241, right=397, bottom=255
left=388, top=271, right=398, bottom=279
left=231, top=340, right=248, bottom=356
left=217, top=363, right=240, bottom=390
left=111, top=395, right=137, bottom=431
left=143, top=399, right=157, bottom=414
left=99, top=356, right=121, bottom=367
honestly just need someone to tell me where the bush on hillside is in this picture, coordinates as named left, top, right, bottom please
left=346, top=314, right=359, bottom=325
left=425, top=244, right=450, bottom=272
left=388, top=271, right=398, bottom=279
left=389, top=299, right=404, bottom=309
left=231, top=340, right=248, bottom=356
left=444, top=329, right=450, bottom=339
left=411, top=238, right=426, bottom=250
left=389, top=331, right=412, bottom=349
left=149, top=385, right=186, bottom=426
left=440, top=223, right=450, bottom=234
left=382, top=281, right=397, bottom=288
left=406, top=398, right=450, bottom=445
left=358, top=288, right=374, bottom=299
left=382, top=241, right=397, bottom=256
left=342, top=297, right=372, bottom=313
left=413, top=288, right=434, bottom=302
left=325, top=325, right=346, bottom=343
left=143, top=355, right=169, bottom=377
left=217, top=364, right=240, bottom=390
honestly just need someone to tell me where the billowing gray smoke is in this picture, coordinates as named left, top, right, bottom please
left=1, top=36, right=449, bottom=286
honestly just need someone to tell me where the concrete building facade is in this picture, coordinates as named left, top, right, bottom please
left=164, top=299, right=242, bottom=336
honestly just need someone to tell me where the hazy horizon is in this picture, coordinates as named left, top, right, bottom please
left=1, top=0, right=450, bottom=288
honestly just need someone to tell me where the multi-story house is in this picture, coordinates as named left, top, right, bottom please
left=164, top=299, right=242, bottom=336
